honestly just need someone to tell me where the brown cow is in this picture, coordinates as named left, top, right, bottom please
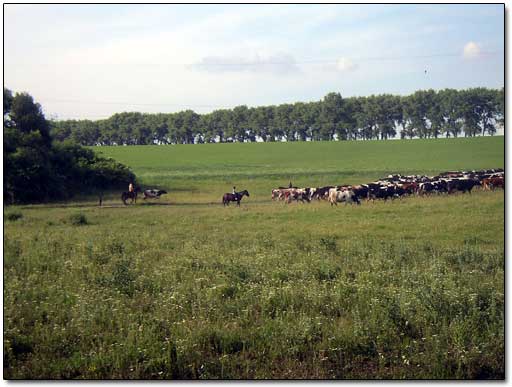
left=482, top=176, right=504, bottom=191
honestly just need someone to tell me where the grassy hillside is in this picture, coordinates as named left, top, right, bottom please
left=93, top=136, right=504, bottom=202
left=4, top=136, right=504, bottom=379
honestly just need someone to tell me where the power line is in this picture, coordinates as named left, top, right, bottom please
left=192, top=51, right=502, bottom=66
left=41, top=99, right=229, bottom=108
left=7, top=50, right=503, bottom=67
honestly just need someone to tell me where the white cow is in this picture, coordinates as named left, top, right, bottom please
left=328, top=188, right=360, bottom=206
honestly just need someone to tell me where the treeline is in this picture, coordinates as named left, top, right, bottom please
left=4, top=88, right=136, bottom=204
left=51, top=87, right=504, bottom=146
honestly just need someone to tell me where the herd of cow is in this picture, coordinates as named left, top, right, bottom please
left=271, top=168, right=505, bottom=206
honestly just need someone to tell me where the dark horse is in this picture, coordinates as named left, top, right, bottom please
left=222, top=190, right=250, bottom=206
left=121, top=186, right=140, bottom=205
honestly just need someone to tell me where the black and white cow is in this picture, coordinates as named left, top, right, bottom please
left=143, top=189, right=168, bottom=199
left=351, top=185, right=369, bottom=201
left=311, top=186, right=334, bottom=200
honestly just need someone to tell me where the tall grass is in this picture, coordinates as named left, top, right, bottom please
left=4, top=190, right=504, bottom=379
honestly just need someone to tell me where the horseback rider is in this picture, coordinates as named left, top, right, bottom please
left=232, top=186, right=236, bottom=198
left=129, top=182, right=134, bottom=193
left=289, top=181, right=293, bottom=188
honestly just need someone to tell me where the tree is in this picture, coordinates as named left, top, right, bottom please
left=249, top=106, right=273, bottom=142
left=495, top=87, right=504, bottom=133
left=230, top=106, right=250, bottom=142
left=342, top=97, right=361, bottom=140
left=403, top=91, right=430, bottom=139
left=438, top=89, right=463, bottom=138
left=303, top=102, right=322, bottom=141
left=45, top=87, right=503, bottom=145
left=210, top=109, right=229, bottom=142
left=320, top=92, right=345, bottom=141
left=275, top=104, right=294, bottom=141
left=10, top=92, right=51, bottom=145
left=291, top=102, right=308, bottom=141
left=4, top=90, right=53, bottom=202
left=4, top=88, right=14, bottom=124
left=425, top=90, right=443, bottom=139
left=372, top=94, right=400, bottom=140
left=4, top=89, right=136, bottom=204
left=469, top=88, right=499, bottom=136
left=356, top=96, right=379, bottom=140
left=151, top=114, right=170, bottom=144
left=459, top=89, right=481, bottom=137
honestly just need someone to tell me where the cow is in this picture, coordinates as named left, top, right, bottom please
left=271, top=189, right=281, bottom=200
left=311, top=186, right=334, bottom=200
left=367, top=183, right=396, bottom=201
left=418, top=180, right=448, bottom=195
left=328, top=188, right=360, bottom=206
left=272, top=188, right=292, bottom=201
left=143, top=189, right=167, bottom=200
left=352, top=185, right=369, bottom=201
left=447, top=178, right=481, bottom=194
left=400, top=182, right=419, bottom=195
left=482, top=176, right=504, bottom=191
left=285, top=188, right=311, bottom=203
left=308, top=187, right=317, bottom=200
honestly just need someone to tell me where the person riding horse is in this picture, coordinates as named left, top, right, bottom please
left=121, top=184, right=139, bottom=205
left=223, top=189, right=250, bottom=206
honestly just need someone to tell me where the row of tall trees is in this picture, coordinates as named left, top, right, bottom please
left=4, top=88, right=136, bottom=204
left=51, top=87, right=504, bottom=146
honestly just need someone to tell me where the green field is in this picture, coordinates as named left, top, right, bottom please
left=4, top=137, right=505, bottom=379
left=93, top=136, right=504, bottom=203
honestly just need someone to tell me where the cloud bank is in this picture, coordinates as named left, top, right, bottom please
left=190, top=53, right=299, bottom=75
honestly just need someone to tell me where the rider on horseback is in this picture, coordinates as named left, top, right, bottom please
left=223, top=187, right=249, bottom=207
left=129, top=182, right=134, bottom=193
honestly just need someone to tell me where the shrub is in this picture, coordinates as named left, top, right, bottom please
left=69, top=213, right=88, bottom=226
left=319, top=235, right=337, bottom=252
left=112, top=259, right=136, bottom=296
left=6, top=212, right=23, bottom=221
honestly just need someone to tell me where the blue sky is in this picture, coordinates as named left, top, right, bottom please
left=4, top=4, right=505, bottom=120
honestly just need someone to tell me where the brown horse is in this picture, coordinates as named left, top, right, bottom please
left=222, top=190, right=250, bottom=207
left=121, top=186, right=140, bottom=205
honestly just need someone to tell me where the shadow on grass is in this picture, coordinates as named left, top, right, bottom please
left=18, top=199, right=276, bottom=210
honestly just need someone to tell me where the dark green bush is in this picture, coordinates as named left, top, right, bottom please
left=319, top=235, right=337, bottom=252
left=6, top=212, right=23, bottom=221
left=69, top=213, right=88, bottom=226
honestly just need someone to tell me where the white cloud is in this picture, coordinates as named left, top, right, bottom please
left=336, top=57, right=358, bottom=72
left=190, top=53, right=299, bottom=75
left=463, top=41, right=481, bottom=59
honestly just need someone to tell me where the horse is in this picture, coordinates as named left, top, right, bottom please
left=121, top=186, right=140, bottom=205
left=222, top=190, right=250, bottom=207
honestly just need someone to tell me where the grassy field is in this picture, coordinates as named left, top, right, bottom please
left=4, top=137, right=505, bottom=379
left=92, top=136, right=504, bottom=203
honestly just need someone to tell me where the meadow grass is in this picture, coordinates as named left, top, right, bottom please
left=4, top=137, right=505, bottom=379
left=90, top=136, right=504, bottom=204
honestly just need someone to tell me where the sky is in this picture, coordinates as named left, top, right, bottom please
left=4, top=3, right=505, bottom=121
